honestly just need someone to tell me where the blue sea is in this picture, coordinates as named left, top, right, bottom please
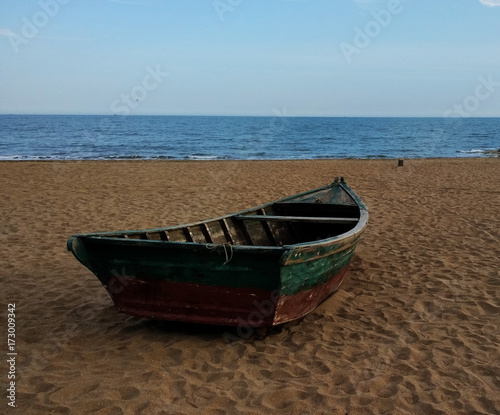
left=0, top=115, right=498, bottom=161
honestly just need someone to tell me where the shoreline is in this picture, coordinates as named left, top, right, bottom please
left=0, top=155, right=498, bottom=163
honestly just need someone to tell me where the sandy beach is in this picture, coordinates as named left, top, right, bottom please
left=1, top=158, right=499, bottom=415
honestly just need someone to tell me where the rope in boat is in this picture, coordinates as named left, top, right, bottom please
left=206, top=243, right=234, bottom=265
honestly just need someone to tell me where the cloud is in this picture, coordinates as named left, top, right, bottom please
left=479, top=0, right=500, bottom=6
left=0, top=28, right=16, bottom=37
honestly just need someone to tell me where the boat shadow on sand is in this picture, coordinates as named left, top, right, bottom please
left=101, top=309, right=307, bottom=344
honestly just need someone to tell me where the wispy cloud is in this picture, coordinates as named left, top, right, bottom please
left=479, top=0, right=500, bottom=6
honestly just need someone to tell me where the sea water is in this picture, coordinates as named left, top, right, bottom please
left=0, top=115, right=498, bottom=160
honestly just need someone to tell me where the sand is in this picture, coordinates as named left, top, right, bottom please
left=1, top=158, right=499, bottom=415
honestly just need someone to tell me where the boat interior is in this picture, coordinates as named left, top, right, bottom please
left=107, top=202, right=361, bottom=247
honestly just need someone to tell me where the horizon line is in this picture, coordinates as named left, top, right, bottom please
left=1, top=113, right=499, bottom=119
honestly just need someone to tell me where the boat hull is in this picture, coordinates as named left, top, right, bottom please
left=68, top=231, right=361, bottom=327
left=67, top=179, right=368, bottom=327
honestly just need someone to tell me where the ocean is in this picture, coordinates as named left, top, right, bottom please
left=0, top=115, right=498, bottom=161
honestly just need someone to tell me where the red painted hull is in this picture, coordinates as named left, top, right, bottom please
left=274, top=266, right=348, bottom=325
left=106, top=276, right=276, bottom=326
left=103, top=265, right=348, bottom=327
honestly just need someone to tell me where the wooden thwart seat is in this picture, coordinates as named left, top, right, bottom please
left=233, top=215, right=358, bottom=225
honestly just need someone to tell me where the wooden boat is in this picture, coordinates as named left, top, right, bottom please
left=67, top=177, right=368, bottom=328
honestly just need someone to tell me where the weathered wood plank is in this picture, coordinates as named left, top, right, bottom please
left=219, top=219, right=235, bottom=245
left=273, top=202, right=359, bottom=217
left=146, top=232, right=162, bottom=240
left=168, top=229, right=188, bottom=242
left=234, top=215, right=358, bottom=225
left=190, top=225, right=208, bottom=243
left=258, top=209, right=278, bottom=247
left=259, top=207, right=295, bottom=246
left=243, top=220, right=273, bottom=246
left=206, top=221, right=227, bottom=244
left=201, top=223, right=213, bottom=244
left=225, top=218, right=248, bottom=245
left=184, top=227, right=194, bottom=242
left=124, top=233, right=147, bottom=240
left=235, top=220, right=255, bottom=246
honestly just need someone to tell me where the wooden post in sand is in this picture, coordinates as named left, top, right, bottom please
left=398, top=157, right=404, bottom=167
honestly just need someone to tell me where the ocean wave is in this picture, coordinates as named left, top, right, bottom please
left=185, top=155, right=228, bottom=161
left=458, top=149, right=486, bottom=153
left=458, top=148, right=498, bottom=154
left=0, top=155, right=56, bottom=161
left=1, top=153, right=497, bottom=161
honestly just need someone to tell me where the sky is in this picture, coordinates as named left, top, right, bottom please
left=1, top=0, right=499, bottom=117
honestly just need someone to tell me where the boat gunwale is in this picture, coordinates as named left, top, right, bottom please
left=68, top=180, right=368, bottom=254
left=72, top=235, right=286, bottom=255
